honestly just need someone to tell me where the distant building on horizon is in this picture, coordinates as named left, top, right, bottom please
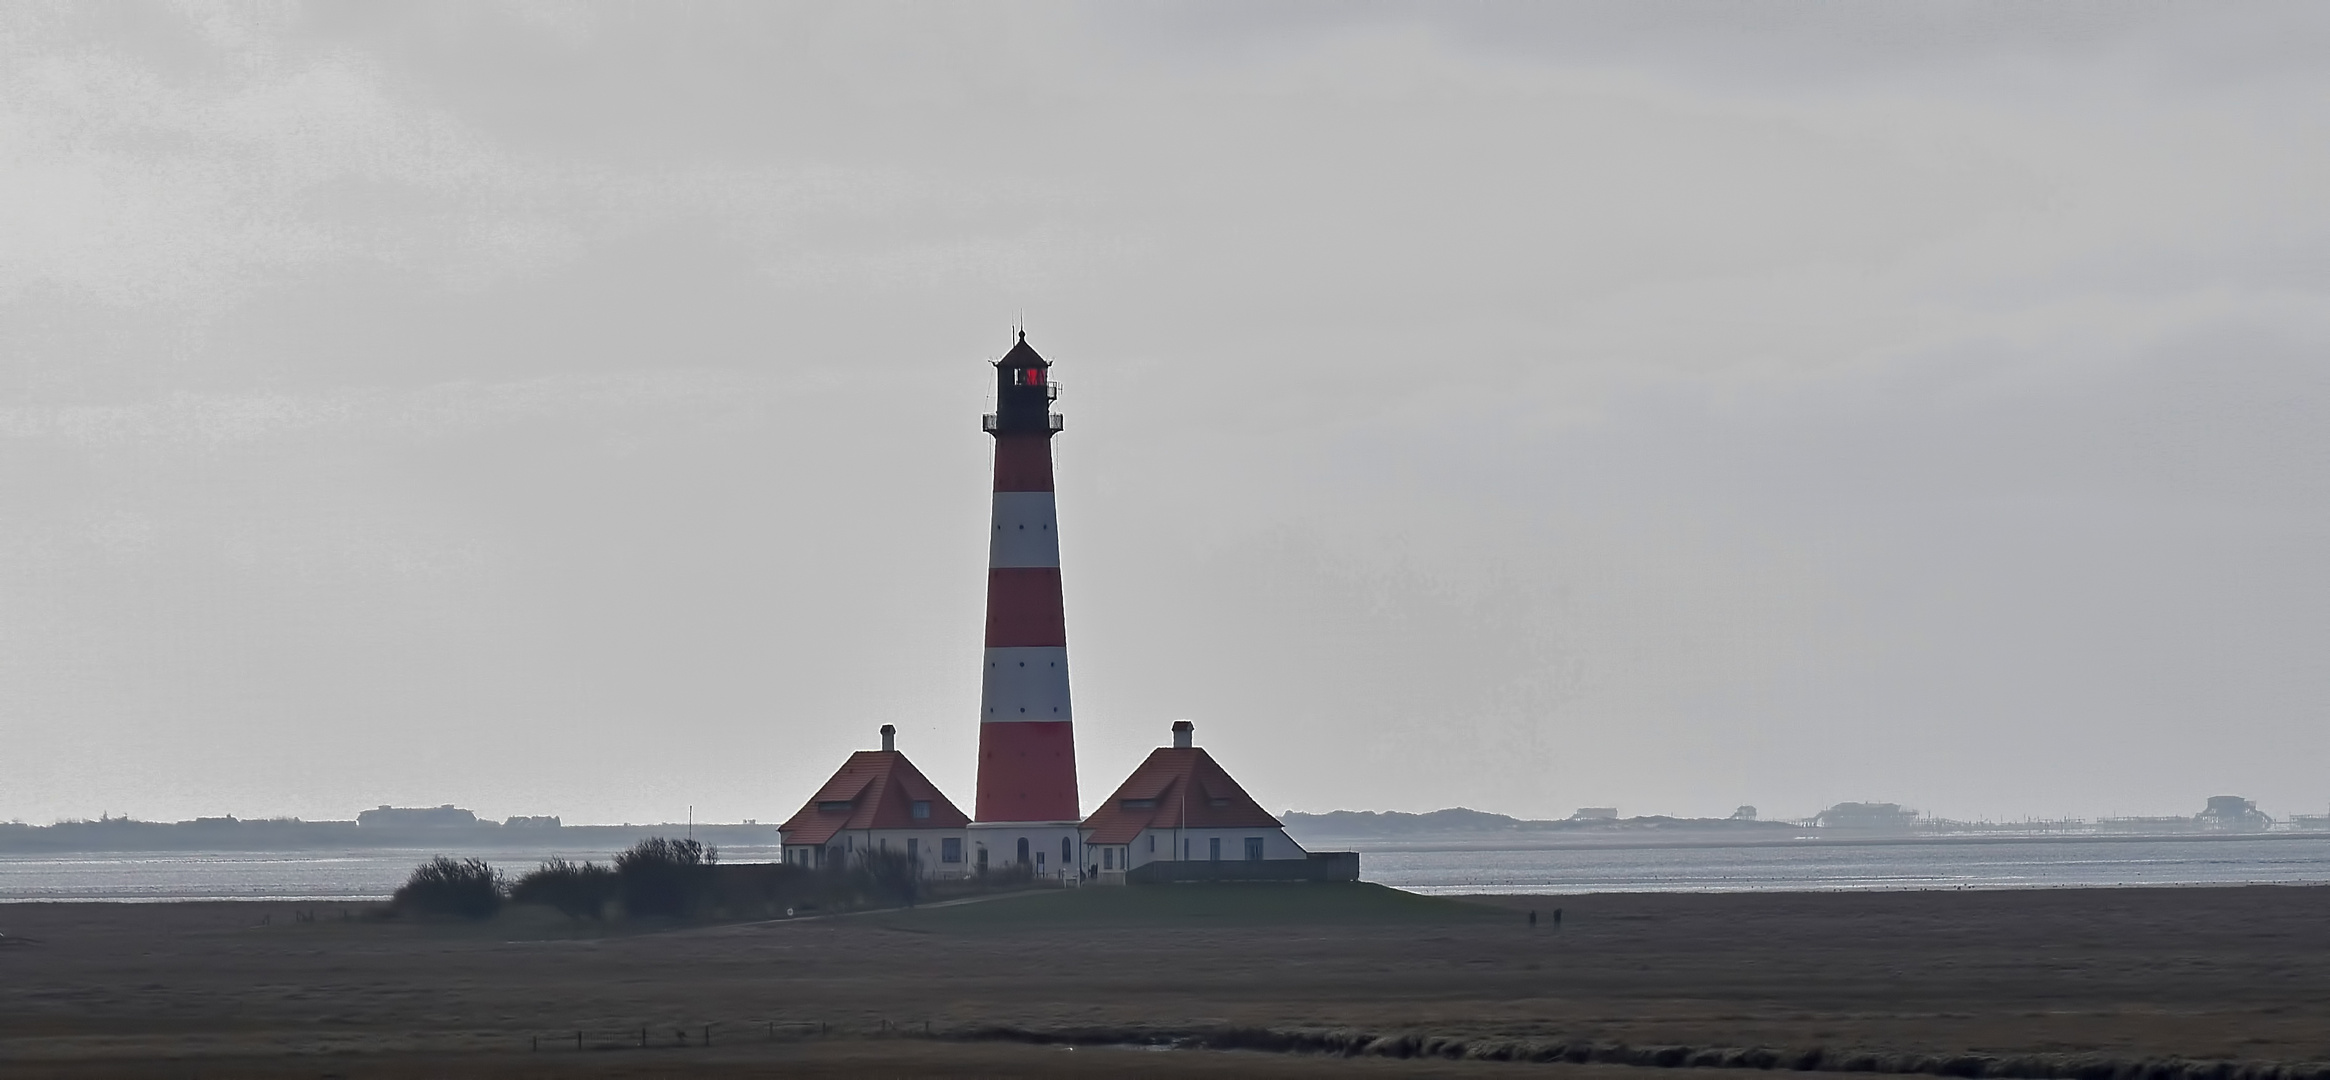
left=356, top=805, right=478, bottom=828
left=1813, top=802, right=1919, bottom=832
left=2196, top=795, right=2271, bottom=832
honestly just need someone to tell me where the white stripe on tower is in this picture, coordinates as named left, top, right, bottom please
left=986, top=491, right=1060, bottom=568
left=982, top=491, right=1070, bottom=722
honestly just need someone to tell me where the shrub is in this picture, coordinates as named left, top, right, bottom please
left=614, top=837, right=717, bottom=918
left=392, top=857, right=503, bottom=919
left=508, top=857, right=617, bottom=919
left=977, top=859, right=1034, bottom=887
left=855, top=848, right=921, bottom=907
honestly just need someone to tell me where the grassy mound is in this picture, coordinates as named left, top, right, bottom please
left=889, top=881, right=1500, bottom=931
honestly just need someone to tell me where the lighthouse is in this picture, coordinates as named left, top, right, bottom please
left=968, top=332, right=1083, bottom=881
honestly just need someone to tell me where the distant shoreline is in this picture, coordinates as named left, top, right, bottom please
left=6, top=819, right=2327, bottom=857
left=1293, top=829, right=2330, bottom=854
left=0, top=820, right=778, bottom=855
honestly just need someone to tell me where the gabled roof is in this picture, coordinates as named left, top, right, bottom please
left=1078, top=747, right=1283, bottom=845
left=777, top=750, right=970, bottom=847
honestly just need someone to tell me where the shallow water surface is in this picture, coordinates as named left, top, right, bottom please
left=5, top=836, right=2328, bottom=901
left=1353, top=835, right=2330, bottom=894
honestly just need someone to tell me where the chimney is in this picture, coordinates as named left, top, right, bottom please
left=880, top=724, right=896, bottom=752
left=1172, top=720, right=1193, bottom=749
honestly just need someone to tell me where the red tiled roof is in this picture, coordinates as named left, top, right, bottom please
left=777, top=750, right=970, bottom=847
left=1077, top=747, right=1283, bottom=845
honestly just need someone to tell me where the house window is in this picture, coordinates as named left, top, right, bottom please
left=1061, top=837, right=1072, bottom=864
left=1103, top=848, right=1114, bottom=870
left=1016, top=837, right=1029, bottom=864
left=1245, top=837, right=1265, bottom=861
left=942, top=837, right=963, bottom=863
left=818, top=801, right=852, bottom=812
left=907, top=837, right=919, bottom=861
left=1209, top=837, right=1222, bottom=862
left=1148, top=835, right=1155, bottom=853
left=912, top=801, right=930, bottom=820
left=1121, top=798, right=1156, bottom=809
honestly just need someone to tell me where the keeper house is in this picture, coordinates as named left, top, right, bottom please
left=778, top=725, right=970, bottom=876
left=1078, top=721, right=1327, bottom=884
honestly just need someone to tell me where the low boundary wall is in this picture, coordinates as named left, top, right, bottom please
left=1125, top=851, right=1360, bottom=884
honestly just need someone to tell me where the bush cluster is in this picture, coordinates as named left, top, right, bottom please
left=613, top=837, right=716, bottom=917
left=505, top=857, right=615, bottom=919
left=390, top=856, right=503, bottom=919
left=394, top=837, right=998, bottom=922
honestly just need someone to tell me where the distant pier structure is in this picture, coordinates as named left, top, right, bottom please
left=969, top=333, right=1083, bottom=879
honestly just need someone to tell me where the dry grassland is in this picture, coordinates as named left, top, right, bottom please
left=2, top=882, right=2326, bottom=1077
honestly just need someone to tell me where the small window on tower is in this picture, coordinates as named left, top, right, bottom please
left=1026, top=367, right=1044, bottom=386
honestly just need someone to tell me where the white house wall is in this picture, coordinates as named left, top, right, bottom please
left=968, top=821, right=1083, bottom=882
left=785, top=828, right=971, bottom=877
left=1112, top=827, right=1306, bottom=870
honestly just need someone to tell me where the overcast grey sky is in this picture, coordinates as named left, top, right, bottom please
left=2, top=1, right=2325, bottom=826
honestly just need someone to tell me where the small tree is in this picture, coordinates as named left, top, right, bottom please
left=614, top=837, right=716, bottom=918
left=392, top=857, right=503, bottom=919
left=509, top=857, right=617, bottom=919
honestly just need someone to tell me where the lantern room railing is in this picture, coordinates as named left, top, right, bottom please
left=982, top=413, right=1067, bottom=432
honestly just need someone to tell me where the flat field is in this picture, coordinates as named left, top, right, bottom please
left=2, top=883, right=2327, bottom=1077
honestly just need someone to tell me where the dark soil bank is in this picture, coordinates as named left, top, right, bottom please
left=2, top=883, right=2327, bottom=1077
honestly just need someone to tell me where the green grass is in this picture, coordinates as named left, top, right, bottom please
left=880, top=882, right=1505, bottom=932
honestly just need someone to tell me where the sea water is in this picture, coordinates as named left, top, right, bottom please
left=3, top=836, right=2328, bottom=902
left=1353, top=835, right=2330, bottom=894
left=0, top=846, right=785, bottom=903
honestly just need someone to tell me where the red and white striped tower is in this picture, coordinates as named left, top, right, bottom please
left=968, top=332, right=1083, bottom=880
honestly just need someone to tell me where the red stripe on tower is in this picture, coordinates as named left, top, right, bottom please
left=974, top=332, right=1079, bottom=824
